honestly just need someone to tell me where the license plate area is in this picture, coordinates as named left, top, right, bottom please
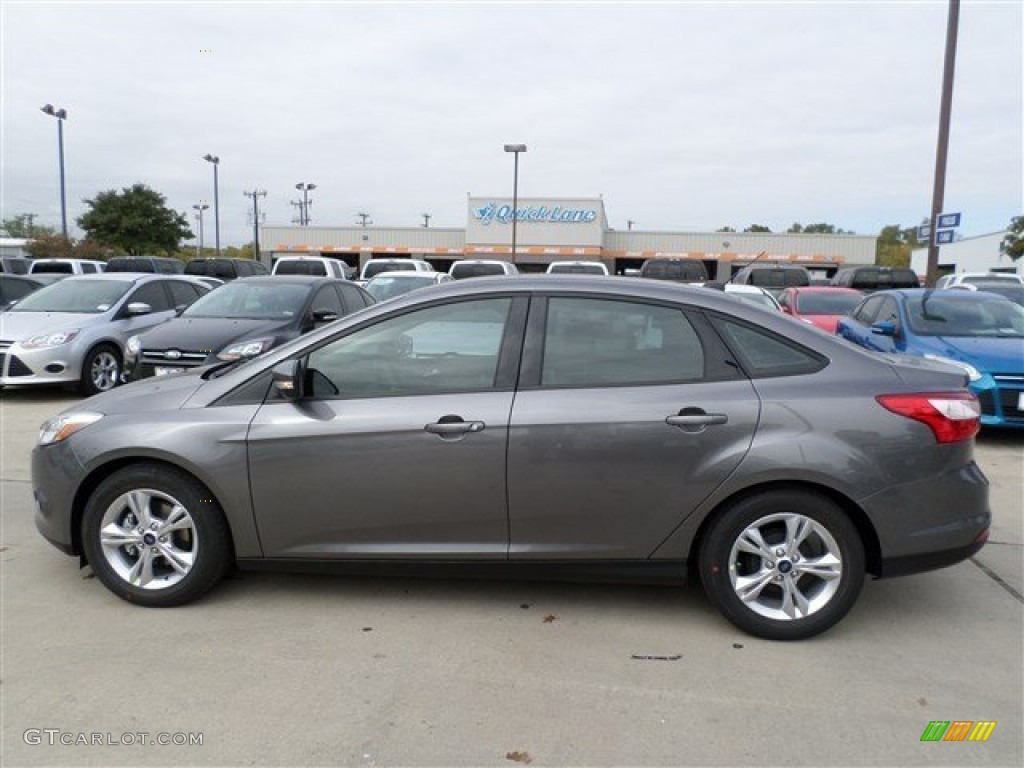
left=153, top=366, right=183, bottom=377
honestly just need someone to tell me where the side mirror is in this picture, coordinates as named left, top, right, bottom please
left=174, top=304, right=188, bottom=315
left=271, top=359, right=301, bottom=400
left=312, top=308, right=339, bottom=324
left=871, top=320, right=896, bottom=337
left=125, top=302, right=152, bottom=316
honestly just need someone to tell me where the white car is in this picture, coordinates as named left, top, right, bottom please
left=272, top=256, right=350, bottom=279
left=29, top=258, right=106, bottom=275
left=358, top=258, right=435, bottom=284
left=697, top=282, right=782, bottom=311
left=448, top=260, right=519, bottom=280
left=364, top=271, right=453, bottom=302
left=546, top=261, right=610, bottom=276
left=935, top=272, right=1023, bottom=290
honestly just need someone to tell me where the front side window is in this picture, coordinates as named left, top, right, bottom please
left=306, top=298, right=512, bottom=398
left=541, top=298, right=704, bottom=387
left=128, top=282, right=172, bottom=313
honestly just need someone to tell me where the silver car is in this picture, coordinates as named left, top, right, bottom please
left=1, top=273, right=208, bottom=394
left=32, top=277, right=990, bottom=639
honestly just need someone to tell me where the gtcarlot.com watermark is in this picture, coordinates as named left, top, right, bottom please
left=24, top=729, right=203, bottom=747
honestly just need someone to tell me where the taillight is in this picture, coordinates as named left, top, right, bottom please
left=876, top=392, right=980, bottom=443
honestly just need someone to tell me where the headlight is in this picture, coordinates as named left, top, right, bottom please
left=21, top=329, right=80, bottom=349
left=125, top=335, right=142, bottom=361
left=217, top=337, right=274, bottom=362
left=924, top=354, right=982, bottom=382
left=38, top=412, right=104, bottom=446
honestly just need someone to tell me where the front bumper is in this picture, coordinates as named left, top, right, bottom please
left=0, top=343, right=81, bottom=386
left=32, top=440, right=87, bottom=557
left=973, top=375, right=1024, bottom=428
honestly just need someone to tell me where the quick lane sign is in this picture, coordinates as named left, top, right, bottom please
left=473, top=203, right=598, bottom=226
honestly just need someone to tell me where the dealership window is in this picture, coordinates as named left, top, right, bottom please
left=541, top=298, right=704, bottom=387
left=307, top=298, right=512, bottom=398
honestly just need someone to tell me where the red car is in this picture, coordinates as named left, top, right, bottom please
left=778, top=286, right=864, bottom=333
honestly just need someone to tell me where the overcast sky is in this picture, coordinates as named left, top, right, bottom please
left=2, top=1, right=1021, bottom=247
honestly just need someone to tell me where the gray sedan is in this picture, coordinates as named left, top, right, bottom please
left=32, top=277, right=990, bottom=639
left=1, top=273, right=208, bottom=394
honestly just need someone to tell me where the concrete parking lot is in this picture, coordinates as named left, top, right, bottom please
left=1, top=387, right=1021, bottom=767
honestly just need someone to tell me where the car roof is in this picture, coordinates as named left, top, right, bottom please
left=233, top=275, right=345, bottom=286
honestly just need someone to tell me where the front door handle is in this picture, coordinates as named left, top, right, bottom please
left=425, top=417, right=485, bottom=436
left=666, top=408, right=728, bottom=432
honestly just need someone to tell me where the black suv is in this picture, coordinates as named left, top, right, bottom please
left=184, top=257, right=269, bottom=281
left=731, top=264, right=811, bottom=296
left=106, top=256, right=185, bottom=274
left=830, top=266, right=919, bottom=292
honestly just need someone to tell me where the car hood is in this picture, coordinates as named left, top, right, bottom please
left=137, top=316, right=294, bottom=351
left=0, top=311, right=106, bottom=340
left=913, top=335, right=1024, bottom=374
left=74, top=368, right=207, bottom=415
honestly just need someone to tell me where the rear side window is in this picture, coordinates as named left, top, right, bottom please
left=542, top=298, right=704, bottom=387
left=713, top=318, right=825, bottom=377
left=167, top=281, right=204, bottom=307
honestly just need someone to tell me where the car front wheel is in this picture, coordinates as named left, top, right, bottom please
left=81, top=464, right=232, bottom=607
left=699, top=489, right=865, bottom=640
left=80, top=343, right=121, bottom=395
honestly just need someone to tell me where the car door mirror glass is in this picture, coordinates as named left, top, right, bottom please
left=271, top=360, right=301, bottom=400
left=125, top=302, right=152, bottom=316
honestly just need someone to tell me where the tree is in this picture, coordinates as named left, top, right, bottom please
left=787, top=223, right=803, bottom=233
left=1001, top=215, right=1024, bottom=261
left=25, top=233, right=121, bottom=260
left=795, top=222, right=854, bottom=235
left=716, top=226, right=736, bottom=233
left=77, top=184, right=193, bottom=255
left=743, top=224, right=772, bottom=233
left=2, top=214, right=57, bottom=239
left=874, top=223, right=923, bottom=268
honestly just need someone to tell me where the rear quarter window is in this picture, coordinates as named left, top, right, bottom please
left=712, top=316, right=826, bottom=377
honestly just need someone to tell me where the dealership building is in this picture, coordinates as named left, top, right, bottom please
left=262, top=196, right=878, bottom=280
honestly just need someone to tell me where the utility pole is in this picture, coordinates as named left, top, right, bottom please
left=295, top=182, right=316, bottom=226
left=926, top=0, right=960, bottom=287
left=244, top=189, right=267, bottom=261
left=422, top=213, right=431, bottom=228
left=290, top=200, right=304, bottom=225
left=627, top=220, right=635, bottom=231
left=357, top=212, right=372, bottom=227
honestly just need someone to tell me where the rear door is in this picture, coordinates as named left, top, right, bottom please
left=507, top=295, right=759, bottom=559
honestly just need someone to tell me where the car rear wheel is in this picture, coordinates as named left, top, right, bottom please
left=699, top=489, right=865, bottom=640
left=81, top=464, right=232, bottom=607
left=80, top=343, right=121, bottom=395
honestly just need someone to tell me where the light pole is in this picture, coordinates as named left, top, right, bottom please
left=203, top=154, right=220, bottom=255
left=357, top=212, right=372, bottom=227
left=40, top=104, right=69, bottom=238
left=422, top=213, right=431, bottom=228
left=503, top=144, right=527, bottom=262
left=192, top=203, right=209, bottom=257
left=295, top=182, right=316, bottom=226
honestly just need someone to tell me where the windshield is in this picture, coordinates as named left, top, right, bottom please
left=31, top=262, right=75, bottom=274
left=549, top=263, right=606, bottom=275
left=187, top=259, right=236, bottom=278
left=906, top=295, right=1024, bottom=337
left=976, top=284, right=1024, bottom=306
left=748, top=269, right=810, bottom=288
left=450, top=263, right=506, bottom=279
left=363, top=261, right=415, bottom=279
left=365, top=275, right=434, bottom=301
left=275, top=260, right=327, bottom=276
left=796, top=292, right=863, bottom=315
left=10, top=278, right=131, bottom=313
left=182, top=282, right=310, bottom=319
left=963, top=275, right=1021, bottom=286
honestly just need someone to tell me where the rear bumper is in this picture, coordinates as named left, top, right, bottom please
left=863, top=459, right=990, bottom=577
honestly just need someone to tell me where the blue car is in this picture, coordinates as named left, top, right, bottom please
left=837, top=289, right=1024, bottom=428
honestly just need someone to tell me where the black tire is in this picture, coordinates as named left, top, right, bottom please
left=699, top=489, right=865, bottom=641
left=79, top=343, right=122, bottom=395
left=81, top=463, right=232, bottom=607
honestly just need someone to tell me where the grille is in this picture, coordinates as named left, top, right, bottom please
left=977, top=390, right=996, bottom=416
left=5, top=354, right=33, bottom=377
left=997, top=387, right=1024, bottom=419
left=141, top=349, right=209, bottom=368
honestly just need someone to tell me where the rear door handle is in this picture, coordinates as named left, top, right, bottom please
left=425, top=418, right=485, bottom=436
